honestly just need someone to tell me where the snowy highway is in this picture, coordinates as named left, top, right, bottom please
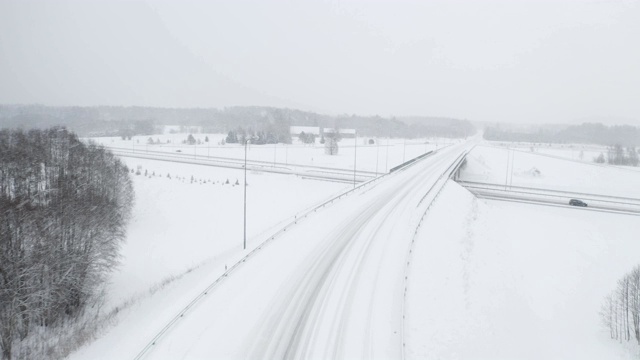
left=130, top=141, right=475, bottom=359
left=459, top=181, right=640, bottom=215
left=106, top=147, right=378, bottom=183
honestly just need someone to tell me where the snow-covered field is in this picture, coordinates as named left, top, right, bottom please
left=406, top=181, right=640, bottom=359
left=461, top=145, right=640, bottom=198
left=96, top=156, right=350, bottom=316
left=488, top=141, right=640, bottom=172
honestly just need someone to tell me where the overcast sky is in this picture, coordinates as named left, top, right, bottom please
left=1, top=0, right=638, bottom=124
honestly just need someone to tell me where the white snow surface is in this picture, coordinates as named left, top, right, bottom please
left=406, top=180, right=640, bottom=359
left=461, top=145, right=640, bottom=198
left=98, top=157, right=350, bottom=311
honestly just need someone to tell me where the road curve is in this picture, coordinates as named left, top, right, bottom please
left=138, top=141, right=474, bottom=360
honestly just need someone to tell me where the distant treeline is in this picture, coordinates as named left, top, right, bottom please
left=0, top=105, right=476, bottom=139
left=484, top=123, right=640, bottom=147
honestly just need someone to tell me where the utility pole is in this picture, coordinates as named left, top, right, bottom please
left=403, top=139, right=406, bottom=162
left=509, top=149, right=515, bottom=188
left=244, top=139, right=250, bottom=250
left=375, top=137, right=380, bottom=176
left=504, top=146, right=510, bottom=190
left=353, top=132, right=357, bottom=188
left=385, top=135, right=390, bottom=173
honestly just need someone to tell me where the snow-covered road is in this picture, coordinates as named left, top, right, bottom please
left=132, top=141, right=474, bottom=359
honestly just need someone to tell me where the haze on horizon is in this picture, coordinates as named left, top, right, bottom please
left=1, top=0, right=639, bottom=125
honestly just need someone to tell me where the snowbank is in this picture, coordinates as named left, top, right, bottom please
left=461, top=145, right=640, bottom=198
left=406, top=180, right=640, bottom=359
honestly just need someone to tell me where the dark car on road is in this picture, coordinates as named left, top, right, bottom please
left=569, top=199, right=588, bottom=207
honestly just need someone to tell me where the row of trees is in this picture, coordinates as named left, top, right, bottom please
left=0, top=105, right=476, bottom=140
left=601, top=266, right=640, bottom=344
left=0, top=128, right=134, bottom=359
left=485, top=123, right=640, bottom=147
left=225, top=128, right=285, bottom=145
left=605, top=145, right=639, bottom=166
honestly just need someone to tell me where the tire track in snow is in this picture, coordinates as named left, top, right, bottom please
left=245, top=160, right=448, bottom=359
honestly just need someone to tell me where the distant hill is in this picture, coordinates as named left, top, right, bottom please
left=0, top=104, right=476, bottom=139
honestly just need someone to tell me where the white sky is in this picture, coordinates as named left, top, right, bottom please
left=1, top=0, right=639, bottom=124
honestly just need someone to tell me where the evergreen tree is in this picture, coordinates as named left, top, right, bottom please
left=226, top=130, right=238, bottom=144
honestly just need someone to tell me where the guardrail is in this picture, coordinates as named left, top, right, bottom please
left=390, top=151, right=433, bottom=173
left=401, top=148, right=471, bottom=360
left=463, top=187, right=640, bottom=215
left=457, top=181, right=640, bottom=205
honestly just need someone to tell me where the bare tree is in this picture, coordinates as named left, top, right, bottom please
left=0, top=127, right=134, bottom=359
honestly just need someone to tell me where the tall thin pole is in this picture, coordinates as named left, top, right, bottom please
left=504, top=146, right=510, bottom=190
left=353, top=132, right=357, bottom=188
left=385, top=135, right=390, bottom=173
left=509, top=149, right=515, bottom=188
left=244, top=139, right=248, bottom=250
left=375, top=137, right=380, bottom=176
left=403, top=139, right=406, bottom=162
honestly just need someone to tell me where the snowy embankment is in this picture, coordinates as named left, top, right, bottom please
left=406, top=180, right=640, bottom=359
left=461, top=145, right=640, bottom=198
left=106, top=157, right=349, bottom=309
left=63, top=155, right=348, bottom=359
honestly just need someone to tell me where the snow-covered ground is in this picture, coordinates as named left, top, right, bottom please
left=461, top=145, right=640, bottom=198
left=406, top=180, right=640, bottom=359
left=99, top=156, right=350, bottom=312
left=488, top=141, right=640, bottom=172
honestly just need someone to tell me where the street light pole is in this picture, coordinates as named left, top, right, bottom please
left=244, top=138, right=249, bottom=250
left=353, top=132, right=357, bottom=188
left=403, top=139, right=406, bottom=162
left=375, top=136, right=380, bottom=176
left=385, top=135, right=390, bottom=173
